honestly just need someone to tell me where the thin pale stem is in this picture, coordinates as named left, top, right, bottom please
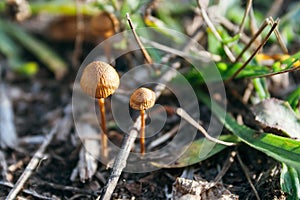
left=227, top=19, right=278, bottom=82
left=235, top=18, right=269, bottom=63
left=238, top=0, right=253, bottom=35
left=176, top=108, right=236, bottom=146
left=269, top=17, right=288, bottom=54
left=140, top=110, right=145, bottom=155
left=126, top=13, right=153, bottom=64
left=197, top=0, right=236, bottom=62
left=98, top=98, right=108, bottom=159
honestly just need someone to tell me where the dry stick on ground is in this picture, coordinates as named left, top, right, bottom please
left=37, top=179, right=98, bottom=197
left=175, top=108, right=236, bottom=146
left=236, top=151, right=261, bottom=200
left=197, top=0, right=236, bottom=62
left=214, top=151, right=237, bottom=182
left=0, top=181, right=53, bottom=200
left=126, top=13, right=153, bottom=64
left=227, top=19, right=278, bottom=82
left=238, top=0, right=253, bottom=35
left=5, top=123, right=59, bottom=200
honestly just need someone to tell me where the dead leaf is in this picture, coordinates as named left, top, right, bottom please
left=172, top=177, right=238, bottom=200
left=0, top=84, right=18, bottom=149
left=251, top=98, right=300, bottom=139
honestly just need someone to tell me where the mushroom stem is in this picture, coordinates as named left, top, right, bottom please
left=98, top=98, right=108, bottom=158
left=140, top=109, right=145, bottom=155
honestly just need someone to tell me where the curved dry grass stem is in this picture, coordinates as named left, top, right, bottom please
left=175, top=108, right=236, bottom=146
left=197, top=0, right=236, bottom=62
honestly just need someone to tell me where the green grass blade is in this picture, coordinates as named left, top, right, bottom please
left=197, top=90, right=300, bottom=169
left=0, top=25, right=38, bottom=76
left=152, top=134, right=239, bottom=168
left=0, top=20, right=68, bottom=79
left=287, top=87, right=300, bottom=113
left=281, top=163, right=300, bottom=200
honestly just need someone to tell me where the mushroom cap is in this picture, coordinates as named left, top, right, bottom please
left=130, top=87, right=156, bottom=110
left=80, top=61, right=120, bottom=99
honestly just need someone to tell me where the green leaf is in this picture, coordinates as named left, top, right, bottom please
left=197, top=90, right=300, bottom=170
left=253, top=77, right=270, bottom=100
left=280, top=163, right=300, bottom=200
left=152, top=135, right=239, bottom=168
left=251, top=98, right=300, bottom=139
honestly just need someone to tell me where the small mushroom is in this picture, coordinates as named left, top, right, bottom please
left=80, top=61, right=120, bottom=158
left=130, top=87, right=156, bottom=155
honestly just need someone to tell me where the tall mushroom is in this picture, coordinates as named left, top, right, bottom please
left=80, top=61, right=119, bottom=158
left=130, top=87, right=156, bottom=155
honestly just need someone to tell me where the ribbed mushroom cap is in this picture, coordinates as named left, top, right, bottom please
left=80, top=61, right=120, bottom=99
left=130, top=87, right=156, bottom=110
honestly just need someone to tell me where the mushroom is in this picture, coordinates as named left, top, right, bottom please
left=130, top=87, right=156, bottom=155
left=80, top=61, right=120, bottom=158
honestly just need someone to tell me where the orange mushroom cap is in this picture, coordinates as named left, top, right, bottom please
left=80, top=61, right=120, bottom=99
left=130, top=87, right=156, bottom=110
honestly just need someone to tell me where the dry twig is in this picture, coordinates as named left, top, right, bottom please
left=197, top=0, right=236, bottom=62
left=0, top=181, right=53, bottom=200
left=238, top=0, right=253, bottom=35
left=126, top=13, right=153, bottom=64
left=269, top=17, right=288, bottom=54
left=236, top=152, right=261, bottom=200
left=234, top=18, right=269, bottom=63
left=6, top=120, right=59, bottom=199
left=175, top=108, right=236, bottom=146
left=214, top=151, right=237, bottom=182
left=227, top=19, right=278, bottom=82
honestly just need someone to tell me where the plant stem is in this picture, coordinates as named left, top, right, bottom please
left=98, top=98, right=108, bottom=159
left=235, top=18, right=269, bottom=63
left=126, top=13, right=153, bottom=64
left=227, top=19, right=278, bottom=82
left=140, top=110, right=145, bottom=155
